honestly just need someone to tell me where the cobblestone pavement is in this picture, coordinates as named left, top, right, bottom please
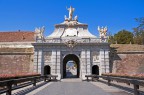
left=27, top=79, right=132, bottom=95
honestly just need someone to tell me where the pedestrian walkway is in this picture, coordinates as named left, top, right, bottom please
left=61, top=78, right=82, bottom=82
left=25, top=79, right=132, bottom=95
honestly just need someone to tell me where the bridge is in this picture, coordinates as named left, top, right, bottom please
left=0, top=75, right=144, bottom=95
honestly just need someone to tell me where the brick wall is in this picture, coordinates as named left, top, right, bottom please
left=110, top=44, right=144, bottom=74
left=0, top=54, right=34, bottom=74
left=112, top=53, right=144, bottom=74
left=0, top=45, right=34, bottom=74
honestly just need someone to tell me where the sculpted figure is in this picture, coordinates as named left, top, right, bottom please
left=67, top=6, right=75, bottom=20
left=35, top=26, right=45, bottom=39
left=98, top=26, right=107, bottom=38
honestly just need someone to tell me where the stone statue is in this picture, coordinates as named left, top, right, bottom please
left=35, top=26, right=45, bottom=39
left=98, top=26, right=107, bottom=38
left=67, top=6, right=75, bottom=20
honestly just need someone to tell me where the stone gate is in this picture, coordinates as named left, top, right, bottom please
left=32, top=6, right=110, bottom=80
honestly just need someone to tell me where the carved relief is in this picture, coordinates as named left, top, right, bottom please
left=92, top=51, right=100, bottom=62
left=43, top=52, right=52, bottom=62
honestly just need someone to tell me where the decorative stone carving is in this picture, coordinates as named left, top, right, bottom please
left=67, top=6, right=75, bottom=20
left=74, top=15, right=78, bottom=21
left=43, top=52, right=52, bottom=62
left=92, top=51, right=100, bottom=62
left=98, top=26, right=108, bottom=41
left=64, top=15, right=68, bottom=21
left=35, top=26, right=45, bottom=39
left=64, top=40, right=77, bottom=48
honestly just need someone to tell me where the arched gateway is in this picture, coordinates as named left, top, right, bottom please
left=63, top=54, right=80, bottom=78
left=32, top=6, right=110, bottom=80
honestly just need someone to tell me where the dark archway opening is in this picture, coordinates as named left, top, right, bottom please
left=63, top=54, right=80, bottom=78
left=44, top=65, right=51, bottom=75
left=92, top=65, right=99, bottom=75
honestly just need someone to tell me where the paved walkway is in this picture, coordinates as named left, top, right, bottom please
left=25, top=79, right=132, bottom=95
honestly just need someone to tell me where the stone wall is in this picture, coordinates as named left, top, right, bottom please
left=0, top=43, right=34, bottom=74
left=110, top=44, right=144, bottom=74
left=112, top=53, right=144, bottom=74
left=0, top=54, right=33, bottom=74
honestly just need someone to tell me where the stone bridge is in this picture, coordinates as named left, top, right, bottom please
left=6, top=78, right=143, bottom=95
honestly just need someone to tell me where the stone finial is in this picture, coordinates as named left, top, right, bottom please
left=74, top=15, right=78, bottom=21
left=64, top=15, right=68, bottom=21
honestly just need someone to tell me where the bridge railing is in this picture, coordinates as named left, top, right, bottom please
left=0, top=75, right=58, bottom=95
left=85, top=75, right=144, bottom=95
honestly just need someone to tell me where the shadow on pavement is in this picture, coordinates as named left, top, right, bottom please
left=12, top=82, right=49, bottom=95
left=97, top=80, right=144, bottom=95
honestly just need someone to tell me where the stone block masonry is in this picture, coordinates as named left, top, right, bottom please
left=0, top=47, right=34, bottom=74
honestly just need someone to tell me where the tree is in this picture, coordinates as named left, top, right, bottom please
left=133, top=17, right=144, bottom=44
left=114, top=30, right=133, bottom=44
left=108, top=35, right=116, bottom=44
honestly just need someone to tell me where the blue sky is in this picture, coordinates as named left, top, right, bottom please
left=0, top=0, right=144, bottom=36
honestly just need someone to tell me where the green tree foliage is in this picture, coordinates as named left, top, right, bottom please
left=108, top=36, right=116, bottom=44
left=133, top=17, right=144, bottom=44
left=114, top=30, right=133, bottom=44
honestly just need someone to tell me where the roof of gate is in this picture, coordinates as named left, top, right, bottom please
left=47, top=6, right=96, bottom=39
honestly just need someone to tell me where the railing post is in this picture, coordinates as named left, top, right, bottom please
left=33, top=78, right=36, bottom=86
left=107, top=76, right=111, bottom=86
left=44, top=75, right=46, bottom=82
left=6, top=80, right=13, bottom=95
left=133, top=84, right=139, bottom=95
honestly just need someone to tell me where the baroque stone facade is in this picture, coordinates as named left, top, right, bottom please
left=33, top=6, right=110, bottom=80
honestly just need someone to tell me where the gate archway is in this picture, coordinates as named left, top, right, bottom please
left=44, top=65, right=51, bottom=75
left=63, top=54, right=80, bottom=78
left=92, top=65, right=99, bottom=75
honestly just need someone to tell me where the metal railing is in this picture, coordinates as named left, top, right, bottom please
left=85, top=75, right=144, bottom=95
left=0, top=75, right=58, bottom=95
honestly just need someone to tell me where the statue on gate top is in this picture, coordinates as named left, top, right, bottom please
left=98, top=26, right=108, bottom=40
left=67, top=6, right=75, bottom=20
left=65, top=6, right=78, bottom=21
left=35, top=26, right=45, bottom=39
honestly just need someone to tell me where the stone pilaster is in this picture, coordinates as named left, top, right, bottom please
left=33, top=50, right=43, bottom=74
left=86, top=50, right=91, bottom=75
left=51, top=50, right=61, bottom=80
left=105, top=49, right=110, bottom=73
left=56, top=50, right=61, bottom=80
left=81, top=50, right=86, bottom=80
left=51, top=50, right=56, bottom=74
left=100, top=49, right=109, bottom=74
